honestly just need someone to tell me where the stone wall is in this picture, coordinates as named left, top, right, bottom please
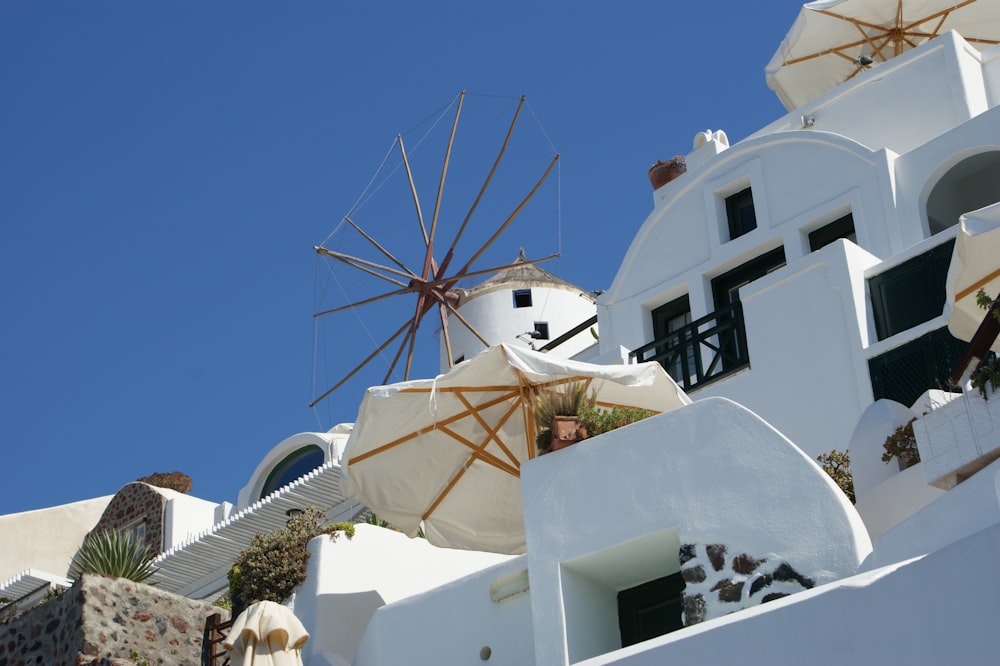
left=679, top=542, right=815, bottom=626
left=0, top=574, right=226, bottom=665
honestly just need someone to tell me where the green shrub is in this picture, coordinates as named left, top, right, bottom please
left=228, top=506, right=354, bottom=613
left=971, top=353, right=1000, bottom=400
left=817, top=449, right=856, bottom=504
left=578, top=406, right=656, bottom=437
left=135, top=471, right=193, bottom=494
left=69, top=529, right=157, bottom=583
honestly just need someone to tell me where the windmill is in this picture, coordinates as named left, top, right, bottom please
left=311, top=91, right=561, bottom=411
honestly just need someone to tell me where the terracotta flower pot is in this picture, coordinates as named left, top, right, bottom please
left=550, top=416, right=588, bottom=451
left=648, top=159, right=687, bottom=190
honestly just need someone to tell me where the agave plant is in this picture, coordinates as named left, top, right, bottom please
left=69, top=529, right=158, bottom=584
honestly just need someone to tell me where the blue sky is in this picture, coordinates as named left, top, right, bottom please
left=1, top=2, right=795, bottom=515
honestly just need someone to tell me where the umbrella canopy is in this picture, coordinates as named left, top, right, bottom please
left=766, top=0, right=1000, bottom=111
left=944, top=203, right=1000, bottom=352
left=339, top=344, right=691, bottom=554
left=225, top=600, right=310, bottom=666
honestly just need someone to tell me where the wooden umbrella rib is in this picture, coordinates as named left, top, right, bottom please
left=454, top=389, right=524, bottom=468
left=783, top=37, right=872, bottom=66
left=901, top=0, right=979, bottom=32
left=348, top=389, right=522, bottom=465
left=956, top=266, right=1000, bottom=301
left=309, top=319, right=413, bottom=408
left=421, top=455, right=474, bottom=521
left=429, top=91, right=464, bottom=246
left=398, top=135, right=429, bottom=247
left=436, top=424, right=521, bottom=476
left=343, top=216, right=418, bottom=278
left=519, top=372, right=538, bottom=459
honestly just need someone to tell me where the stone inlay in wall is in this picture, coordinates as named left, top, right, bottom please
left=679, top=543, right=814, bottom=626
left=90, top=483, right=167, bottom=555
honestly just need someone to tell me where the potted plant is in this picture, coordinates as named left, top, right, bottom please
left=534, top=382, right=596, bottom=453
left=533, top=383, right=657, bottom=454
left=648, top=155, right=687, bottom=190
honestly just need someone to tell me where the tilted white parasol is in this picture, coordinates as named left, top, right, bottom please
left=339, top=344, right=690, bottom=555
left=766, top=0, right=1000, bottom=111
left=944, top=203, right=1000, bottom=353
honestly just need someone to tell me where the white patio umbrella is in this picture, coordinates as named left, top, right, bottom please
left=944, top=203, right=1000, bottom=352
left=339, top=343, right=690, bottom=555
left=766, top=0, right=1000, bottom=111
left=224, top=600, right=309, bottom=666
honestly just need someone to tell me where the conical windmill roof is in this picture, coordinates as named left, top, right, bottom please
left=455, top=249, right=590, bottom=304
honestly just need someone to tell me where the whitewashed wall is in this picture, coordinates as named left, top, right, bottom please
left=521, top=398, right=871, bottom=666
left=0, top=496, right=111, bottom=582
left=351, top=556, right=534, bottom=666
left=441, top=282, right=597, bottom=372
left=578, top=521, right=1000, bottom=665
left=297, top=524, right=512, bottom=666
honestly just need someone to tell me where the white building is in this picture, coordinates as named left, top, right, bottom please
left=5, top=7, right=1000, bottom=666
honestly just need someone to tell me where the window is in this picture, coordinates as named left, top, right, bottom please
left=869, top=240, right=954, bottom=340
left=652, top=296, right=695, bottom=384
left=868, top=327, right=965, bottom=407
left=617, top=573, right=686, bottom=647
left=809, top=213, right=856, bottom=251
left=453, top=354, right=465, bottom=365
left=533, top=322, right=550, bottom=340
left=711, top=247, right=786, bottom=370
left=260, top=446, right=325, bottom=499
left=512, top=289, right=532, bottom=308
left=726, top=188, right=757, bottom=240
left=125, top=519, right=147, bottom=547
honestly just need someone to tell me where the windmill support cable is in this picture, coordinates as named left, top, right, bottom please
left=309, top=319, right=413, bottom=408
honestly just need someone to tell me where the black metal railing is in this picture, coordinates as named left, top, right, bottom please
left=630, top=302, right=749, bottom=390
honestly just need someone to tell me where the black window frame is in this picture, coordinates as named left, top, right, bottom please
left=809, top=213, right=856, bottom=252
left=869, top=239, right=955, bottom=341
left=726, top=187, right=757, bottom=240
left=512, top=289, right=532, bottom=308
left=533, top=321, right=550, bottom=340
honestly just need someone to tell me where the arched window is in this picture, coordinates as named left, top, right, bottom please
left=926, top=151, right=1000, bottom=235
left=259, top=445, right=325, bottom=500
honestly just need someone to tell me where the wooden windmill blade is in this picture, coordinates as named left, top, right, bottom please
left=311, top=92, right=562, bottom=409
